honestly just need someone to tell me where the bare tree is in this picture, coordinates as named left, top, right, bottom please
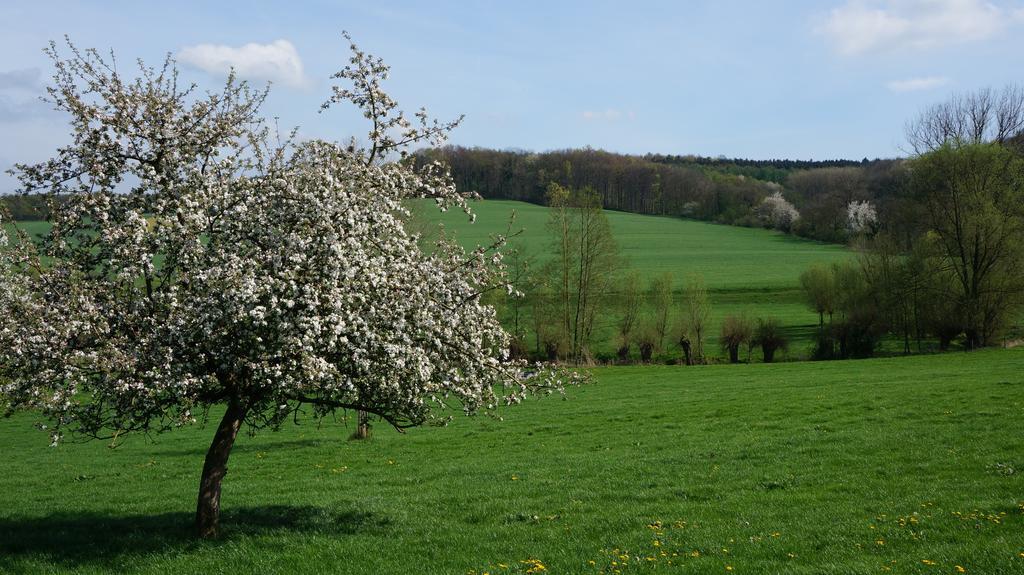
left=648, top=273, right=674, bottom=352
left=719, top=314, right=753, bottom=364
left=906, top=85, right=1024, bottom=154
left=679, top=275, right=711, bottom=364
left=616, top=271, right=642, bottom=361
left=545, top=184, right=619, bottom=364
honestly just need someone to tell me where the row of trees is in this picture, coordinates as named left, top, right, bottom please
left=0, top=193, right=59, bottom=220
left=496, top=185, right=792, bottom=366
left=798, top=87, right=1024, bottom=356
left=415, top=147, right=918, bottom=246
left=415, top=147, right=787, bottom=228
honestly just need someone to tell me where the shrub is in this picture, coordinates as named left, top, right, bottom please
left=719, top=314, right=753, bottom=363
left=753, top=318, right=788, bottom=363
left=637, top=329, right=657, bottom=363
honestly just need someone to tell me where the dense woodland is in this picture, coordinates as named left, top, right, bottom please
left=414, top=147, right=924, bottom=244
left=4, top=142, right=1005, bottom=249
left=0, top=193, right=60, bottom=220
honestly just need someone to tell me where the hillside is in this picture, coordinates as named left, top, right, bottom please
left=3, top=349, right=1022, bottom=574
left=417, top=147, right=912, bottom=245
left=2, top=202, right=851, bottom=361
left=422, top=199, right=849, bottom=290
left=418, top=199, right=851, bottom=359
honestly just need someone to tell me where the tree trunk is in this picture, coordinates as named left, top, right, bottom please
left=728, top=344, right=739, bottom=364
left=763, top=346, right=776, bottom=363
left=196, top=399, right=247, bottom=539
left=352, top=410, right=371, bottom=440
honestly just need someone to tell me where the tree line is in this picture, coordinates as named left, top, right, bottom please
left=494, top=182, right=789, bottom=366
left=414, top=146, right=921, bottom=245
left=798, top=86, right=1024, bottom=358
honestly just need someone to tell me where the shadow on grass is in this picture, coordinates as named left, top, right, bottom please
left=155, top=437, right=336, bottom=457
left=0, top=505, right=386, bottom=570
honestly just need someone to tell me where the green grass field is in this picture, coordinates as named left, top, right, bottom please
left=418, top=199, right=852, bottom=359
left=2, top=349, right=1023, bottom=574
left=5, top=203, right=852, bottom=360
left=421, top=199, right=850, bottom=290
left=2, top=219, right=51, bottom=239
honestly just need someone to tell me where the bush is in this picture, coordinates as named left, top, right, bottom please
left=719, top=315, right=753, bottom=363
left=753, top=318, right=788, bottom=363
left=810, top=328, right=836, bottom=360
left=636, top=329, right=656, bottom=363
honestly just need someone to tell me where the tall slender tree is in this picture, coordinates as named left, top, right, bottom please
left=544, top=184, right=619, bottom=363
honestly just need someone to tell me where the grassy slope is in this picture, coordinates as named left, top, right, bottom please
left=2, top=349, right=1023, bottom=574
left=1, top=220, right=50, bottom=238
left=420, top=199, right=851, bottom=358
left=423, top=199, right=849, bottom=290
left=5, top=204, right=850, bottom=358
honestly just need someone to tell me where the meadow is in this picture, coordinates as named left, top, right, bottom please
left=4, top=203, right=851, bottom=360
left=419, top=199, right=852, bottom=359
left=2, top=349, right=1022, bottom=574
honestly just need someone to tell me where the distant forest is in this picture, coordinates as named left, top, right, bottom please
left=0, top=147, right=931, bottom=246
left=415, top=147, right=921, bottom=245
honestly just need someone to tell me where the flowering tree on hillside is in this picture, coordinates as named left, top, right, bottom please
left=0, top=36, right=573, bottom=538
left=846, top=200, right=878, bottom=235
left=755, top=190, right=800, bottom=232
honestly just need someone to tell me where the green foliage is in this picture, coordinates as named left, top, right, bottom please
left=420, top=199, right=852, bottom=360
left=0, top=194, right=61, bottom=220
left=909, top=142, right=1024, bottom=348
left=421, top=147, right=915, bottom=245
left=798, top=264, right=837, bottom=327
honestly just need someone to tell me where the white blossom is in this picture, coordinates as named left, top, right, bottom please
left=846, top=200, right=878, bottom=234
left=755, top=190, right=800, bottom=232
left=0, top=37, right=577, bottom=447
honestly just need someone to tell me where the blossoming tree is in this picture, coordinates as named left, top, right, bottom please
left=755, top=190, right=800, bottom=232
left=0, top=36, right=571, bottom=538
left=845, top=200, right=878, bottom=235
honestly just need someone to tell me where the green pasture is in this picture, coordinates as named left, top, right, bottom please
left=419, top=199, right=850, bottom=290
left=2, top=349, right=1022, bottom=574
left=418, top=199, right=852, bottom=359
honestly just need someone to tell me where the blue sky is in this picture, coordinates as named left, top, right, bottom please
left=2, top=0, right=1023, bottom=192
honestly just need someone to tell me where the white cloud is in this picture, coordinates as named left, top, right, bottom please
left=887, top=75, right=951, bottom=91
left=581, top=109, right=635, bottom=121
left=178, top=40, right=308, bottom=88
left=818, top=0, right=1010, bottom=55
